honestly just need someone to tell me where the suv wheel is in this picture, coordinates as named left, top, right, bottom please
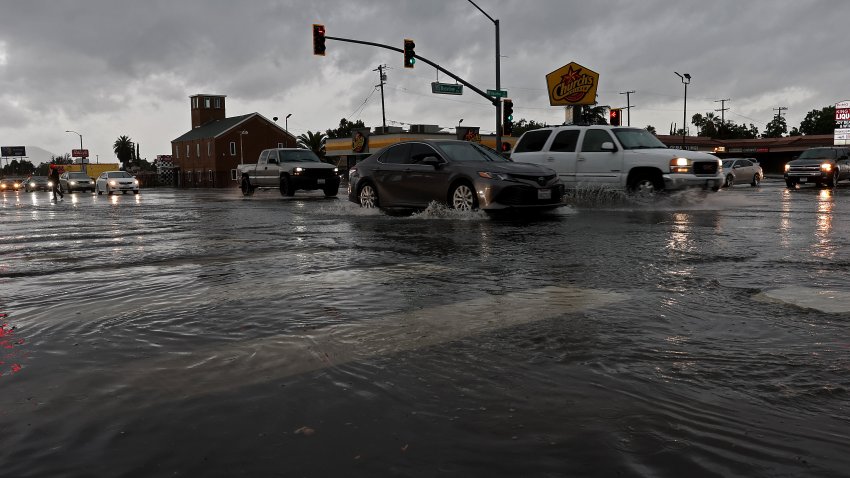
left=628, top=174, right=662, bottom=197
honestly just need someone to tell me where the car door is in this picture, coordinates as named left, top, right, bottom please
left=372, top=143, right=411, bottom=206
left=255, top=150, right=272, bottom=186
left=543, top=128, right=581, bottom=187
left=575, top=128, right=623, bottom=186
left=402, top=142, right=452, bottom=206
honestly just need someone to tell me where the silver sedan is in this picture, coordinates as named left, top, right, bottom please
left=722, top=158, right=763, bottom=187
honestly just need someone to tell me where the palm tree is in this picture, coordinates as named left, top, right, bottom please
left=113, top=135, right=134, bottom=168
left=296, top=131, right=327, bottom=159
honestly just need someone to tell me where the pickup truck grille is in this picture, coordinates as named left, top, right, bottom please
left=297, top=168, right=336, bottom=179
left=787, top=165, right=823, bottom=175
left=693, top=162, right=719, bottom=175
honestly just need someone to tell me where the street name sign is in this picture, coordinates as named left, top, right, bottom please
left=487, top=89, right=508, bottom=98
left=431, top=82, right=463, bottom=95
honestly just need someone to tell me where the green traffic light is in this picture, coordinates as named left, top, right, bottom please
left=409, top=58, right=415, bottom=65
left=507, top=115, right=513, bottom=121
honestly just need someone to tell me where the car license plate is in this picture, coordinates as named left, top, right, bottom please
left=800, top=178, right=807, bottom=183
left=317, top=179, right=325, bottom=185
left=537, top=189, right=551, bottom=200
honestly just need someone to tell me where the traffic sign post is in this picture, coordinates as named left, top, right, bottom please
left=487, top=89, right=507, bottom=98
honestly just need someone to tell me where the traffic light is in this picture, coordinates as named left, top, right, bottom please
left=403, top=39, right=415, bottom=68
left=609, top=108, right=621, bottom=126
left=502, top=99, right=514, bottom=136
left=501, top=141, right=512, bottom=153
left=313, top=24, right=326, bottom=56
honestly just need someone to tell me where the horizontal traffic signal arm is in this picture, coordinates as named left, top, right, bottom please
left=320, top=34, right=499, bottom=106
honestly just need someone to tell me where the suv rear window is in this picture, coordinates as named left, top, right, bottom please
left=513, top=130, right=552, bottom=153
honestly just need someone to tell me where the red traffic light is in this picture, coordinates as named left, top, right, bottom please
left=313, top=24, right=326, bottom=56
left=609, top=108, right=621, bottom=126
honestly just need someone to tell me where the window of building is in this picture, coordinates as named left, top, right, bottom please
left=186, top=171, right=192, bottom=184
left=196, top=143, right=200, bottom=158
left=230, top=169, right=238, bottom=181
left=175, top=145, right=179, bottom=159
left=186, top=144, right=190, bottom=158
left=208, top=170, right=214, bottom=183
left=278, top=142, right=284, bottom=148
left=204, top=97, right=211, bottom=109
left=214, top=97, right=221, bottom=109
left=196, top=170, right=202, bottom=183
left=192, top=97, right=198, bottom=109
left=207, top=142, right=211, bottom=157
left=230, top=141, right=236, bottom=156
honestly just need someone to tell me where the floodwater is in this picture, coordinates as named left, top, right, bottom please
left=1, top=181, right=848, bottom=477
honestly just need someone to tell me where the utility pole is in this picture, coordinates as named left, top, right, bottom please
left=773, top=106, right=787, bottom=120
left=374, top=64, right=387, bottom=131
left=619, top=90, right=635, bottom=126
left=715, top=98, right=730, bottom=138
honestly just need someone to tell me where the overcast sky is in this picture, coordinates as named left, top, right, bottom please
left=2, top=0, right=849, bottom=164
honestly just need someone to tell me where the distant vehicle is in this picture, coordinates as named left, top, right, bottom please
left=237, top=148, right=340, bottom=197
left=784, top=147, right=850, bottom=189
left=721, top=158, right=763, bottom=187
left=0, top=177, right=25, bottom=192
left=59, top=172, right=95, bottom=193
left=95, top=171, right=140, bottom=195
left=348, top=139, right=565, bottom=212
left=510, top=125, right=723, bottom=195
left=24, top=175, right=51, bottom=192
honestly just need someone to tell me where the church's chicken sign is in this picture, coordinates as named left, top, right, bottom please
left=546, top=62, right=600, bottom=106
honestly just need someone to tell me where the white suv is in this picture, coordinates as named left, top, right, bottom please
left=510, top=125, right=723, bottom=194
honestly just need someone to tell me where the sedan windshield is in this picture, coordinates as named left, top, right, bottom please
left=613, top=128, right=668, bottom=150
left=280, top=150, right=321, bottom=162
left=68, top=172, right=89, bottom=179
left=438, top=143, right=509, bottom=163
left=106, top=172, right=133, bottom=178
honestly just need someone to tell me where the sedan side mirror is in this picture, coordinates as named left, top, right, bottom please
left=601, top=141, right=617, bottom=152
left=421, top=156, right=444, bottom=167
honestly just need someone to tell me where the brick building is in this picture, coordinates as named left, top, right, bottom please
left=171, top=94, right=296, bottom=188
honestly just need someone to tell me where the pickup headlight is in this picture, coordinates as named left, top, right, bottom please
left=669, top=157, right=691, bottom=174
left=821, top=163, right=833, bottom=172
left=294, top=167, right=304, bottom=175
left=784, top=164, right=791, bottom=172
left=478, top=171, right=512, bottom=180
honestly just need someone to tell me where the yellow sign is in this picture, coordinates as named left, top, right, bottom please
left=545, top=62, right=600, bottom=106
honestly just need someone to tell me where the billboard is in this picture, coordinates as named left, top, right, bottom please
left=1, top=146, right=26, bottom=157
left=456, top=127, right=481, bottom=143
left=835, top=100, right=850, bottom=145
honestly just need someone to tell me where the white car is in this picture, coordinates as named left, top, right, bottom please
left=721, top=158, right=763, bottom=187
left=96, top=171, right=140, bottom=195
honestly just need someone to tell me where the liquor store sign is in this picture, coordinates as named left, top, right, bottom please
left=545, top=62, right=600, bottom=106
left=835, top=100, right=850, bottom=145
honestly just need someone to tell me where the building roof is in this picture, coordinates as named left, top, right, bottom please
left=171, top=113, right=254, bottom=143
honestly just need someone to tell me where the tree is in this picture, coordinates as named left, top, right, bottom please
left=511, top=118, right=549, bottom=137
left=763, top=115, right=788, bottom=138
left=798, top=106, right=836, bottom=135
left=692, top=112, right=719, bottom=137
left=113, top=135, right=134, bottom=168
left=645, top=125, right=657, bottom=135
left=325, top=118, right=366, bottom=139
left=581, top=104, right=609, bottom=125
left=726, top=122, right=760, bottom=139
left=297, top=131, right=327, bottom=159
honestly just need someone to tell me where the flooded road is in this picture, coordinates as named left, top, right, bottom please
left=1, top=181, right=849, bottom=477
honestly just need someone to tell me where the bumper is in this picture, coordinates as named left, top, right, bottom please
left=784, top=173, right=831, bottom=183
left=480, top=183, right=566, bottom=210
left=663, top=174, right=724, bottom=191
left=292, top=176, right=340, bottom=190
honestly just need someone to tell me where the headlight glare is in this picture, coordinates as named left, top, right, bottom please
left=821, top=163, right=833, bottom=172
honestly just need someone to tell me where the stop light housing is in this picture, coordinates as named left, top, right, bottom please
left=502, top=99, right=514, bottom=136
left=501, top=141, right=512, bottom=153
left=609, top=108, right=621, bottom=126
left=403, top=39, right=415, bottom=68
left=313, top=24, right=326, bottom=56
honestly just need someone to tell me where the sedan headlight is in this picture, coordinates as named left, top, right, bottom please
left=47, top=181, right=53, bottom=186
left=69, top=181, right=77, bottom=185
left=134, top=180, right=140, bottom=185
left=478, top=171, right=512, bottom=181
left=669, top=157, right=691, bottom=174
left=109, top=180, right=117, bottom=186
left=29, top=182, right=36, bottom=187
left=821, top=163, right=833, bottom=172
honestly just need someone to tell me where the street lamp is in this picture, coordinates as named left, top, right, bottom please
left=285, top=113, right=292, bottom=133
left=458, top=118, right=464, bottom=129
left=239, top=130, right=248, bottom=165
left=674, top=72, right=691, bottom=148
left=65, top=130, right=85, bottom=173
left=467, top=0, right=501, bottom=151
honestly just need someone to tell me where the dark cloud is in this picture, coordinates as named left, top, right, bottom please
left=1, top=0, right=848, bottom=161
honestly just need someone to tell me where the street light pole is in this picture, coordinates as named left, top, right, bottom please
left=65, top=130, right=84, bottom=173
left=467, top=0, right=501, bottom=152
left=674, top=72, right=691, bottom=148
left=285, top=113, right=292, bottom=135
left=239, top=130, right=248, bottom=165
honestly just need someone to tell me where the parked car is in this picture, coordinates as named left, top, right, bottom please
left=24, top=175, right=52, bottom=192
left=721, top=158, right=763, bottom=187
left=59, top=171, right=95, bottom=193
left=784, top=147, right=850, bottom=188
left=95, top=171, right=140, bottom=195
left=348, top=139, right=565, bottom=212
left=0, top=177, right=25, bottom=192
left=509, top=125, right=723, bottom=195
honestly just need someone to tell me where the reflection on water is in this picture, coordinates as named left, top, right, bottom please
left=814, top=189, right=834, bottom=259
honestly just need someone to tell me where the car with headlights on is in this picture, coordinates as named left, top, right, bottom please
left=59, top=171, right=95, bottom=193
left=24, top=175, right=52, bottom=192
left=1, top=177, right=24, bottom=192
left=348, top=139, right=565, bottom=212
left=721, top=158, right=763, bottom=187
left=95, top=171, right=140, bottom=195
left=784, top=147, right=850, bottom=188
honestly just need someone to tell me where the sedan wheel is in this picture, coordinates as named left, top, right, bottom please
left=451, top=183, right=476, bottom=211
left=359, top=183, right=379, bottom=208
left=751, top=174, right=760, bottom=187
left=725, top=174, right=735, bottom=188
